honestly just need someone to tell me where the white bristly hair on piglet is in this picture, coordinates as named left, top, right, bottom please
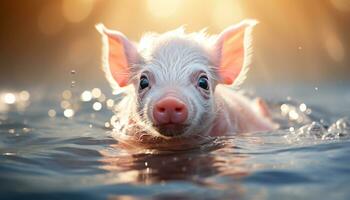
left=97, top=20, right=277, bottom=141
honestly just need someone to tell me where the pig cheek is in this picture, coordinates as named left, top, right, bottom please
left=191, top=93, right=214, bottom=128
left=142, top=93, right=158, bottom=125
left=136, top=90, right=153, bottom=121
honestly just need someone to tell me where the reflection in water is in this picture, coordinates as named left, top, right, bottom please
left=99, top=137, right=252, bottom=197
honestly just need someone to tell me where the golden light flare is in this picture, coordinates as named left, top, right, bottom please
left=62, top=0, right=95, bottom=23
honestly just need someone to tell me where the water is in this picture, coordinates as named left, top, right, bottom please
left=0, top=83, right=350, bottom=200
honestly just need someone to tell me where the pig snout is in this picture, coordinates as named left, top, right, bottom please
left=153, top=97, right=188, bottom=125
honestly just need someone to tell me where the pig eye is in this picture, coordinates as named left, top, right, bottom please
left=139, top=75, right=149, bottom=90
left=198, top=75, right=209, bottom=90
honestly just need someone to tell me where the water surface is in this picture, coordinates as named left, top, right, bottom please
left=0, top=83, right=349, bottom=200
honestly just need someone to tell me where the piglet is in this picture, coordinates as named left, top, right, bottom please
left=96, top=20, right=277, bottom=146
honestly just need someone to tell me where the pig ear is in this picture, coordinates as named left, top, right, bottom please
left=215, top=19, right=258, bottom=86
left=96, top=24, right=138, bottom=89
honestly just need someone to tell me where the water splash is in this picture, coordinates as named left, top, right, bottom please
left=286, top=118, right=350, bottom=142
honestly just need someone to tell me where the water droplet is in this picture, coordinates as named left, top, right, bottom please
left=288, top=110, right=299, bottom=120
left=305, top=108, right=312, bottom=115
left=145, top=162, right=148, bottom=167
left=298, top=46, right=302, bottom=50
left=315, top=87, right=318, bottom=91
left=22, top=127, right=31, bottom=133
left=71, top=80, right=76, bottom=88
left=280, top=104, right=289, bottom=116
left=89, top=124, right=93, bottom=128
left=8, top=129, right=15, bottom=134
left=307, top=122, right=325, bottom=138
left=70, top=70, right=76, bottom=75
left=326, top=118, right=350, bottom=139
left=299, top=103, right=307, bottom=112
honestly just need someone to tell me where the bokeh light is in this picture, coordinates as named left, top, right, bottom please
left=62, top=90, right=72, bottom=100
left=48, top=109, right=57, bottom=118
left=19, top=91, right=30, bottom=101
left=3, top=93, right=16, bottom=105
left=93, top=102, right=102, bottom=111
left=81, top=91, right=92, bottom=102
left=91, top=88, right=102, bottom=99
left=63, top=109, right=74, bottom=118
left=62, top=0, right=95, bottom=23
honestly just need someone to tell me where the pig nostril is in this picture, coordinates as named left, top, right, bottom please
left=154, top=97, right=188, bottom=124
left=175, top=107, right=183, bottom=112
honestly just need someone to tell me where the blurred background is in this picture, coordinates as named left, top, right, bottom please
left=0, top=0, right=349, bottom=90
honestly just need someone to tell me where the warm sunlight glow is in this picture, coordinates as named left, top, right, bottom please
left=211, top=0, right=243, bottom=29
left=330, top=0, right=350, bottom=12
left=324, top=31, right=345, bottom=62
left=38, top=2, right=65, bottom=35
left=62, top=0, right=94, bottom=23
left=146, top=0, right=185, bottom=19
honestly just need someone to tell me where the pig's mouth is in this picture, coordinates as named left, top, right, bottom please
left=154, top=123, right=189, bottom=137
